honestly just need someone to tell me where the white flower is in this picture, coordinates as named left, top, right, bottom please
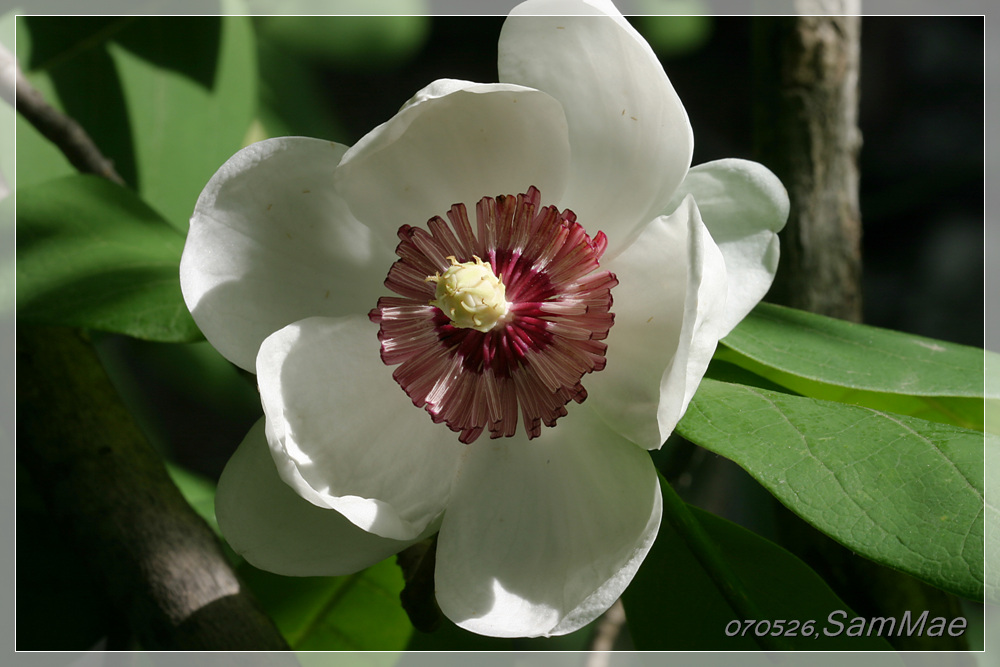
left=180, top=0, right=788, bottom=639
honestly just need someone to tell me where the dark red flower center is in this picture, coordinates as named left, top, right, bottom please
left=368, top=186, right=617, bottom=443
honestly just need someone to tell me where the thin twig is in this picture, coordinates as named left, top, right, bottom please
left=3, top=43, right=124, bottom=184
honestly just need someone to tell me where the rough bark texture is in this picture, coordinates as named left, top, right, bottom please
left=16, top=326, right=289, bottom=651
left=753, top=14, right=863, bottom=322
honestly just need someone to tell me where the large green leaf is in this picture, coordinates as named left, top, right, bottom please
left=987, top=356, right=1000, bottom=603
left=985, top=428, right=1000, bottom=604
left=16, top=15, right=256, bottom=231
left=239, top=559, right=413, bottom=651
left=719, top=303, right=989, bottom=430
left=16, top=174, right=201, bottom=342
left=623, top=481, right=893, bottom=650
left=677, top=379, right=984, bottom=601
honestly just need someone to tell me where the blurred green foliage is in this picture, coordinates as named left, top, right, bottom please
left=633, top=0, right=713, bottom=58
left=256, top=12, right=430, bottom=69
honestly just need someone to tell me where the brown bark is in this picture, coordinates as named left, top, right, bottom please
left=17, top=326, right=289, bottom=651
left=753, top=14, right=863, bottom=321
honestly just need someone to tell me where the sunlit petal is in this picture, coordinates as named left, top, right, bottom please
left=588, top=196, right=728, bottom=449
left=181, top=137, right=395, bottom=371
left=436, top=406, right=660, bottom=637
left=216, top=419, right=428, bottom=576
left=499, top=0, right=692, bottom=254
left=257, top=315, right=466, bottom=541
left=335, top=80, right=571, bottom=239
left=667, top=158, right=789, bottom=336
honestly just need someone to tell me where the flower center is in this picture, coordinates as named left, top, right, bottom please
left=369, top=186, right=617, bottom=444
left=427, top=256, right=510, bottom=333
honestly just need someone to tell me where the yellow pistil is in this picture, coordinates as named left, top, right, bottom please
left=426, top=256, right=510, bottom=332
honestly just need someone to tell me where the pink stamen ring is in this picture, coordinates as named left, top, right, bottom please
left=369, top=187, right=617, bottom=444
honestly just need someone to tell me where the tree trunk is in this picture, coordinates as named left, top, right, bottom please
left=754, top=11, right=863, bottom=321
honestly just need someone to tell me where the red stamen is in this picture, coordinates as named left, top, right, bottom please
left=368, top=187, right=617, bottom=443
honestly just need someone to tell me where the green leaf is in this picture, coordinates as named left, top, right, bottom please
left=986, top=355, right=1000, bottom=603
left=16, top=174, right=201, bottom=342
left=16, top=15, right=256, bottom=231
left=985, top=430, right=1000, bottom=604
left=239, top=559, right=414, bottom=651
left=623, top=483, right=893, bottom=650
left=704, top=358, right=799, bottom=395
left=718, top=303, right=989, bottom=430
left=166, top=462, right=219, bottom=536
left=253, top=36, right=349, bottom=143
left=677, top=379, right=984, bottom=601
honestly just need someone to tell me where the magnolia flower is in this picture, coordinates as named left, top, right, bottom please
left=180, top=0, right=788, bottom=639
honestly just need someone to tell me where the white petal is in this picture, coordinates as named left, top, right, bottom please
left=335, top=80, right=571, bottom=237
left=499, top=0, right=692, bottom=255
left=435, top=406, right=661, bottom=638
left=589, top=196, right=728, bottom=449
left=667, top=158, right=789, bottom=336
left=256, top=315, right=467, bottom=541
left=181, top=137, right=397, bottom=372
left=216, top=418, right=422, bottom=576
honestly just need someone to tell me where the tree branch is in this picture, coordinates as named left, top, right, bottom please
left=17, top=326, right=289, bottom=650
left=3, top=43, right=124, bottom=185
